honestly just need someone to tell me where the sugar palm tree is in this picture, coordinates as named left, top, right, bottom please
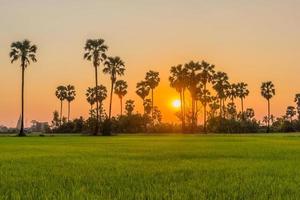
left=136, top=80, right=150, bottom=113
left=86, top=87, right=96, bottom=118
left=145, top=70, right=160, bottom=119
left=65, top=85, right=76, bottom=121
left=213, top=72, right=230, bottom=118
left=294, top=93, right=300, bottom=120
left=286, top=106, right=296, bottom=122
left=125, top=100, right=135, bottom=116
left=169, top=64, right=188, bottom=131
left=236, top=82, right=249, bottom=114
left=114, top=80, right=128, bottom=116
left=143, top=99, right=152, bottom=115
left=261, top=81, right=275, bottom=133
left=199, top=61, right=215, bottom=132
left=10, top=40, right=37, bottom=136
left=84, top=39, right=108, bottom=135
left=103, top=56, right=125, bottom=119
left=55, top=86, right=67, bottom=125
left=95, top=85, right=108, bottom=122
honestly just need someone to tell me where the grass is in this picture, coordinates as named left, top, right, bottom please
left=1, top=134, right=300, bottom=199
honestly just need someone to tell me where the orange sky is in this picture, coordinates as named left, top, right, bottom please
left=0, top=0, right=300, bottom=127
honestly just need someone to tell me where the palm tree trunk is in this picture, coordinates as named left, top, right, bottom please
left=68, top=101, right=70, bottom=122
left=183, top=89, right=186, bottom=129
left=109, top=80, right=114, bottom=119
left=120, top=97, right=123, bottom=116
left=241, top=98, right=244, bottom=114
left=267, top=99, right=270, bottom=133
left=204, top=83, right=207, bottom=133
left=90, top=104, right=93, bottom=119
left=180, top=89, right=185, bottom=132
left=151, top=89, right=154, bottom=119
left=60, top=100, right=63, bottom=125
left=94, top=66, right=99, bottom=135
left=19, top=66, right=25, bottom=136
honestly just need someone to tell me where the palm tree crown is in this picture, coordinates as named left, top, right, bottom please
left=261, top=81, right=275, bottom=100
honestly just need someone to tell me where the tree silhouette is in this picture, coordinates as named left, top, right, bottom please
left=95, top=85, right=108, bottom=122
left=145, top=70, right=160, bottom=119
left=261, top=81, right=275, bottom=133
left=143, top=99, right=152, bottom=115
left=169, top=64, right=188, bottom=131
left=10, top=39, right=37, bottom=136
left=185, top=61, right=201, bottom=130
left=136, top=80, right=150, bottom=114
left=114, top=80, right=128, bottom=116
left=66, top=85, right=76, bottom=121
left=199, top=61, right=215, bottom=133
left=294, top=94, right=300, bottom=120
left=125, top=100, right=135, bottom=115
left=55, top=86, right=67, bottom=125
left=103, top=56, right=125, bottom=119
left=86, top=87, right=96, bottom=118
left=84, top=39, right=108, bottom=135
left=213, top=72, right=230, bottom=118
left=236, top=82, right=249, bottom=115
left=286, top=106, right=296, bottom=122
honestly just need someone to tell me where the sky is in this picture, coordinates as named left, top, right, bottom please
left=0, top=0, right=300, bottom=127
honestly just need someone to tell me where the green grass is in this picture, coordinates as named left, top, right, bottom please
left=1, top=134, right=300, bottom=199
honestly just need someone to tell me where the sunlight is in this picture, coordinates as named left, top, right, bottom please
left=172, top=99, right=181, bottom=109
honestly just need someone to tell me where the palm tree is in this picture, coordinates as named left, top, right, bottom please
left=125, top=100, right=135, bottom=115
left=95, top=85, right=108, bottom=122
left=286, top=106, right=296, bottom=122
left=169, top=64, right=188, bottom=131
left=199, top=61, right=215, bottom=132
left=103, top=56, right=125, bottom=119
left=236, top=82, right=249, bottom=115
left=65, top=85, right=76, bottom=121
left=294, top=93, right=300, bottom=120
left=84, top=39, right=108, bottom=135
left=143, top=99, right=152, bottom=115
left=145, top=70, right=160, bottom=119
left=86, top=87, right=96, bottom=118
left=185, top=61, right=201, bottom=130
left=10, top=40, right=37, bottom=136
left=213, top=72, right=230, bottom=118
left=114, top=80, right=128, bottom=116
left=261, top=81, right=275, bottom=133
left=55, top=86, right=67, bottom=125
left=136, top=80, right=150, bottom=113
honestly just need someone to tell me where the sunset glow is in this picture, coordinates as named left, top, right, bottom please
left=172, top=100, right=181, bottom=109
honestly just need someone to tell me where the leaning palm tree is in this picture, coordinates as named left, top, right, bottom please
left=103, top=56, right=125, bottom=119
left=169, top=64, right=188, bottom=131
left=65, top=85, right=76, bottom=121
left=236, top=82, right=249, bottom=114
left=84, top=39, right=108, bottom=135
left=10, top=39, right=37, bottom=136
left=199, top=61, right=215, bottom=133
left=145, top=70, right=160, bottom=119
left=261, top=81, right=275, bottom=133
left=114, top=80, right=128, bottom=116
left=136, top=80, right=150, bottom=113
left=55, top=86, right=67, bottom=125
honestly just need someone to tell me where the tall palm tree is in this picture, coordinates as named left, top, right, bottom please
left=114, top=80, right=128, bottom=116
left=199, top=61, right=215, bottom=133
left=261, top=81, right=275, bottom=133
left=169, top=64, right=188, bottom=131
left=236, top=82, right=249, bottom=115
left=10, top=39, right=37, bottom=136
left=185, top=61, right=201, bottom=130
left=65, top=85, right=76, bottom=121
left=55, top=86, right=67, bottom=125
left=213, top=71, right=230, bottom=118
left=136, top=80, right=150, bottom=113
left=84, top=39, right=108, bottom=135
left=145, top=70, right=160, bottom=119
left=103, top=56, right=125, bottom=119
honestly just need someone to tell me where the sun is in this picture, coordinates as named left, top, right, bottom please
left=172, top=99, right=181, bottom=109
